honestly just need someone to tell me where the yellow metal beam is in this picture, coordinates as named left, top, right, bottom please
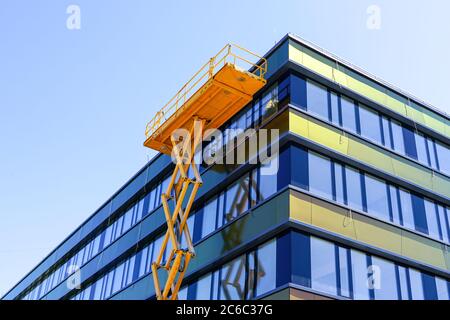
left=151, top=118, right=204, bottom=300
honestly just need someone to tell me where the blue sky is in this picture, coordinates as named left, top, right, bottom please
left=0, top=0, right=449, bottom=296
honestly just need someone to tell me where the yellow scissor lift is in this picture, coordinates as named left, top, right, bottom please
left=143, top=44, right=267, bottom=300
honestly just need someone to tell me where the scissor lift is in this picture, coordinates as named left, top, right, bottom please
left=143, top=44, right=267, bottom=300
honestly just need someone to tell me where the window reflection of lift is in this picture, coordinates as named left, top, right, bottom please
left=143, top=44, right=267, bottom=300
left=219, top=169, right=270, bottom=300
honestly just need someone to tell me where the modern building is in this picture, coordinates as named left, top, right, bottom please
left=4, top=33, right=450, bottom=301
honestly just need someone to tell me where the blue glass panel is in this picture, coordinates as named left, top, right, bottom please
left=411, top=194, right=428, bottom=235
left=381, top=116, right=392, bottom=148
left=435, top=141, right=450, bottom=174
left=415, top=132, right=429, bottom=166
left=330, top=92, right=340, bottom=126
left=421, top=273, right=438, bottom=300
left=306, top=80, right=329, bottom=120
left=337, top=247, right=351, bottom=298
left=290, top=74, right=307, bottom=109
left=345, top=167, right=363, bottom=212
left=291, top=145, right=308, bottom=190
left=310, top=237, right=337, bottom=296
left=397, top=266, right=411, bottom=300
left=435, top=277, right=450, bottom=300
left=256, top=239, right=277, bottom=296
left=391, top=119, right=405, bottom=155
left=196, top=273, right=212, bottom=299
left=389, top=185, right=402, bottom=225
left=359, top=105, right=382, bottom=144
left=371, top=256, right=398, bottom=300
left=409, top=269, right=424, bottom=300
left=291, top=232, right=311, bottom=287
left=365, top=174, right=389, bottom=222
left=341, top=96, right=358, bottom=133
left=220, top=256, right=246, bottom=300
left=308, top=151, right=332, bottom=200
left=402, top=126, right=418, bottom=160
left=333, top=162, right=345, bottom=205
left=201, top=197, right=217, bottom=238
left=399, top=189, right=415, bottom=230
left=351, top=250, right=370, bottom=300
left=424, top=199, right=440, bottom=240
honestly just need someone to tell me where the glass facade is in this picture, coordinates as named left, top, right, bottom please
left=9, top=35, right=450, bottom=301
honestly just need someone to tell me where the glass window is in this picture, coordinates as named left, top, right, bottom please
left=290, top=74, right=306, bottom=109
left=220, top=256, right=246, bottom=300
left=138, top=246, right=150, bottom=277
left=333, top=163, right=345, bottom=205
left=103, top=270, right=114, bottom=299
left=365, top=174, right=389, bottom=222
left=330, top=92, right=340, bottom=126
left=201, top=197, right=217, bottom=238
left=308, top=152, right=332, bottom=200
left=427, top=138, right=438, bottom=170
left=411, top=194, right=428, bottom=235
left=306, top=80, right=329, bottom=120
left=310, top=237, right=337, bottom=296
left=399, top=189, right=415, bottom=230
left=402, top=127, right=418, bottom=160
left=261, top=84, right=278, bottom=121
left=93, top=279, right=103, bottom=300
left=126, top=255, right=136, bottom=285
left=389, top=185, right=402, bottom=225
left=259, top=164, right=278, bottom=203
left=345, top=167, right=364, bottom=212
left=415, top=132, right=429, bottom=166
left=256, top=239, right=277, bottom=296
left=397, top=266, right=411, bottom=300
left=435, top=141, right=450, bottom=174
left=341, top=96, right=357, bottom=133
left=178, top=286, right=188, bottom=300
left=247, top=251, right=256, bottom=299
left=196, top=273, right=212, bottom=300
left=381, top=116, right=392, bottom=149
left=338, top=247, right=351, bottom=298
left=409, top=269, right=424, bottom=300
left=351, top=249, right=370, bottom=300
left=371, top=257, right=398, bottom=300
left=224, top=174, right=249, bottom=222
left=424, top=199, right=440, bottom=240
left=359, top=105, right=382, bottom=144
left=435, top=277, right=449, bottom=300
left=148, top=187, right=156, bottom=212
left=112, top=262, right=125, bottom=294
left=437, top=205, right=449, bottom=243
left=391, top=120, right=405, bottom=155
left=122, top=208, right=133, bottom=233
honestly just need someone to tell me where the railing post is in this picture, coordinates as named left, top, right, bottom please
left=208, top=57, right=215, bottom=78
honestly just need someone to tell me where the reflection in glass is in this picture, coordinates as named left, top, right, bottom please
left=311, top=237, right=337, bottom=296
left=220, top=256, right=246, bottom=300
left=256, top=239, right=277, bottom=296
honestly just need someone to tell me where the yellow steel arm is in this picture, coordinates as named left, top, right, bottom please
left=151, top=118, right=204, bottom=300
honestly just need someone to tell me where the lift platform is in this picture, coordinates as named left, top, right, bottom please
left=143, top=43, right=267, bottom=300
